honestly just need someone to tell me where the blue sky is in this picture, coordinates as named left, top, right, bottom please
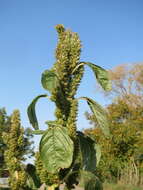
left=0, top=0, right=143, bottom=150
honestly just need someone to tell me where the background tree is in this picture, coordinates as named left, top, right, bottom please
left=2, top=110, right=34, bottom=189
left=0, top=108, right=10, bottom=177
left=3, top=110, right=28, bottom=189
left=0, top=107, right=34, bottom=179
left=107, top=63, right=143, bottom=106
left=85, top=63, right=143, bottom=186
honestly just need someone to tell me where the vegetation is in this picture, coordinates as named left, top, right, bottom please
left=0, top=108, right=33, bottom=178
left=103, top=183, right=143, bottom=190
left=85, top=63, right=143, bottom=187
left=2, top=26, right=142, bottom=190
left=0, top=108, right=10, bottom=177
left=3, top=110, right=28, bottom=189
left=2, top=110, right=35, bottom=190
left=107, top=63, right=143, bottom=106
left=27, top=24, right=111, bottom=190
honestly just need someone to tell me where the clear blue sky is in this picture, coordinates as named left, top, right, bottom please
left=0, top=0, right=143, bottom=149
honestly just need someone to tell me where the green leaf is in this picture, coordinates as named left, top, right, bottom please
left=27, top=94, right=47, bottom=130
left=79, top=97, right=110, bottom=137
left=41, top=70, right=59, bottom=93
left=77, top=131, right=96, bottom=172
left=26, top=164, right=41, bottom=189
left=83, top=62, right=111, bottom=91
left=94, top=144, right=101, bottom=166
left=81, top=171, right=103, bottom=190
left=40, top=126, right=74, bottom=173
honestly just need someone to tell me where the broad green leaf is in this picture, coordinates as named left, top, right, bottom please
left=27, top=94, right=47, bottom=130
left=40, top=126, right=74, bottom=173
left=83, top=62, right=111, bottom=91
left=77, top=131, right=96, bottom=172
left=41, top=70, right=59, bottom=93
left=94, top=144, right=101, bottom=166
left=81, top=171, right=103, bottom=190
left=79, top=97, right=110, bottom=137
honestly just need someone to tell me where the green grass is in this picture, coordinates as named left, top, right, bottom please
left=103, top=183, right=143, bottom=190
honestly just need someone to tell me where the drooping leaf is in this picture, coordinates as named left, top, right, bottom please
left=26, top=177, right=37, bottom=190
left=40, top=126, right=74, bottom=173
left=81, top=62, right=111, bottom=91
left=26, top=164, right=41, bottom=189
left=77, top=131, right=96, bottom=172
left=27, top=94, right=47, bottom=130
left=81, top=171, right=103, bottom=190
left=79, top=97, right=110, bottom=137
left=94, top=144, right=101, bottom=166
left=41, top=70, right=59, bottom=93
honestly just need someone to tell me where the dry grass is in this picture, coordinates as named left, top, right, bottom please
left=103, top=183, right=143, bottom=190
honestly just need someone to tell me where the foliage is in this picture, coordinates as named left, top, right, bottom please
left=85, top=63, right=143, bottom=186
left=107, top=63, right=143, bottom=106
left=40, top=126, right=74, bottom=173
left=81, top=171, right=103, bottom=190
left=79, top=97, right=110, bottom=136
left=0, top=108, right=10, bottom=177
left=103, top=183, right=143, bottom=190
left=85, top=97, right=143, bottom=186
left=0, top=107, right=34, bottom=181
left=26, top=163, right=41, bottom=189
left=2, top=110, right=28, bottom=189
left=27, top=24, right=111, bottom=190
left=77, top=131, right=97, bottom=172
